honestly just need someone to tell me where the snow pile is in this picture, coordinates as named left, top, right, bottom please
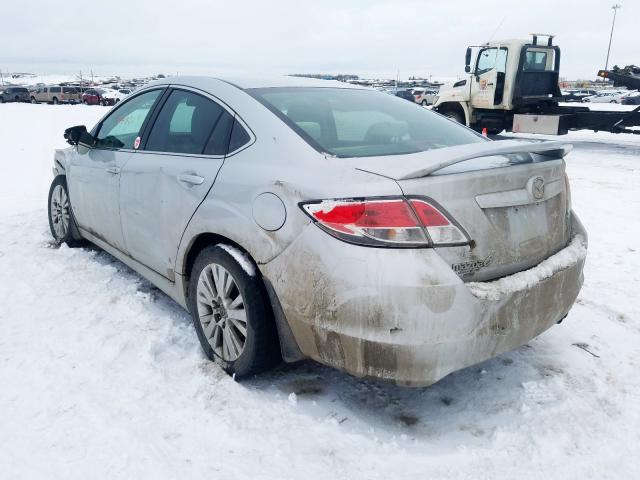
left=467, top=235, right=588, bottom=301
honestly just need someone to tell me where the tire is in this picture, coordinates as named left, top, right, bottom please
left=52, top=97, right=59, bottom=105
left=83, top=100, right=88, bottom=105
left=443, top=110, right=464, bottom=124
left=187, top=245, right=280, bottom=379
left=47, top=176, right=84, bottom=247
left=421, top=100, right=428, bottom=106
left=31, top=97, right=37, bottom=104
left=0, top=97, right=4, bottom=103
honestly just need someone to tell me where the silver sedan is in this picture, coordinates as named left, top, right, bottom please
left=49, top=76, right=587, bottom=386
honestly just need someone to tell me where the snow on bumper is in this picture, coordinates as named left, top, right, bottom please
left=262, top=213, right=587, bottom=387
left=467, top=233, right=587, bottom=301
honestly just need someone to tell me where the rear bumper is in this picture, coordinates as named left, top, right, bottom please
left=262, top=212, right=587, bottom=387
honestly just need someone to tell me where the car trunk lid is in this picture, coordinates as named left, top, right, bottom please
left=349, top=140, right=572, bottom=281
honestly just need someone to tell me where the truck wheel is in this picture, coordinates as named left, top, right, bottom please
left=444, top=110, right=464, bottom=124
left=48, top=176, right=84, bottom=247
left=188, top=245, right=280, bottom=379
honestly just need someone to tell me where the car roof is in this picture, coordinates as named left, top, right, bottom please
left=147, top=75, right=365, bottom=91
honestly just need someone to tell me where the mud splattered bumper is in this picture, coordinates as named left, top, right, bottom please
left=261, top=213, right=587, bottom=387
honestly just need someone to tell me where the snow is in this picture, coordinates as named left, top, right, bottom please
left=1, top=73, right=113, bottom=88
left=467, top=234, right=588, bottom=301
left=1, top=103, right=640, bottom=479
left=218, top=244, right=256, bottom=277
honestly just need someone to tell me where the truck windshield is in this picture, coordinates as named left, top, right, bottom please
left=248, top=87, right=483, bottom=158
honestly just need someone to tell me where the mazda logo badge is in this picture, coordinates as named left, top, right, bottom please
left=532, top=177, right=545, bottom=200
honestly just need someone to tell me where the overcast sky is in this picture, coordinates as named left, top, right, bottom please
left=1, top=0, right=637, bottom=80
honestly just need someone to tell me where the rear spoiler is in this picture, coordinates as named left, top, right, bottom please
left=353, top=140, right=572, bottom=180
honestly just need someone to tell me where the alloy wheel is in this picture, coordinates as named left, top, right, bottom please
left=50, top=184, right=70, bottom=239
left=196, top=263, right=248, bottom=362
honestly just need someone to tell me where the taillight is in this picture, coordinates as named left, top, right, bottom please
left=409, top=199, right=468, bottom=244
left=301, top=197, right=468, bottom=247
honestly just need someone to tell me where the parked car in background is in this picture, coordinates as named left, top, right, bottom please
left=31, top=85, right=81, bottom=104
left=561, top=89, right=598, bottom=103
left=582, top=90, right=628, bottom=104
left=621, top=91, right=640, bottom=105
left=77, top=86, right=95, bottom=95
left=395, top=88, right=415, bottom=102
left=0, top=86, right=30, bottom=103
left=82, top=88, right=107, bottom=105
left=50, top=76, right=587, bottom=387
left=412, top=87, right=439, bottom=106
left=101, top=89, right=128, bottom=105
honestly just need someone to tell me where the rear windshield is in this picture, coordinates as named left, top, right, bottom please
left=248, top=87, right=482, bottom=158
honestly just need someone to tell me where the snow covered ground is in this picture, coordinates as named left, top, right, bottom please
left=1, top=103, right=639, bottom=479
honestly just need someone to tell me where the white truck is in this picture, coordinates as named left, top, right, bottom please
left=433, top=34, right=639, bottom=135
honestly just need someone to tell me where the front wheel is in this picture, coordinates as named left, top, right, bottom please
left=48, top=176, right=84, bottom=247
left=443, top=110, right=464, bottom=124
left=187, top=245, right=280, bottom=379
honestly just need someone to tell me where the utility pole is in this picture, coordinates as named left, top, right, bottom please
left=604, top=4, right=621, bottom=72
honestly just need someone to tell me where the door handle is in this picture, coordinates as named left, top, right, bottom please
left=106, top=166, right=121, bottom=174
left=177, top=174, right=205, bottom=186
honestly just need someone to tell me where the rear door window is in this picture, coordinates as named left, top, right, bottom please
left=203, top=111, right=234, bottom=155
left=145, top=89, right=226, bottom=155
left=95, top=89, right=162, bottom=149
left=228, top=120, right=251, bottom=153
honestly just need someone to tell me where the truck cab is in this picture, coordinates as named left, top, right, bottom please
left=434, top=35, right=562, bottom=133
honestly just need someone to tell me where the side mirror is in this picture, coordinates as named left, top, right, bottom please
left=64, top=125, right=94, bottom=147
left=465, top=47, right=472, bottom=72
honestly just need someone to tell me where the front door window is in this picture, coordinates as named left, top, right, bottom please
left=95, top=89, right=162, bottom=149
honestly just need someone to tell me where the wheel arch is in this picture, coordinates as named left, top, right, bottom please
left=181, top=231, right=304, bottom=362
left=182, top=232, right=252, bottom=289
left=434, top=101, right=470, bottom=126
